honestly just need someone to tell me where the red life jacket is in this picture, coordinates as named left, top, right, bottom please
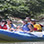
left=34, top=28, right=37, bottom=31
left=0, top=25, right=1, bottom=29
left=0, top=25, right=7, bottom=30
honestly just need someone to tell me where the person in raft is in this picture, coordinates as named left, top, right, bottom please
left=30, top=19, right=42, bottom=32
left=6, top=19, right=16, bottom=31
left=0, top=19, right=7, bottom=30
left=22, top=19, right=33, bottom=32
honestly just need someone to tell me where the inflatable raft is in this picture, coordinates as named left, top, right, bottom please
left=0, top=29, right=44, bottom=41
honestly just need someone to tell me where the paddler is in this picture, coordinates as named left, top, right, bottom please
left=22, top=19, right=33, bottom=32
left=6, top=19, right=16, bottom=31
left=30, top=19, right=42, bottom=32
left=0, top=19, right=7, bottom=30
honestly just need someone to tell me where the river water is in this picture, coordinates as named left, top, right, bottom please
left=0, top=42, right=44, bottom=44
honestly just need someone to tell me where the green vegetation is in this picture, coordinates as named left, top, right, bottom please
left=0, top=0, right=44, bottom=19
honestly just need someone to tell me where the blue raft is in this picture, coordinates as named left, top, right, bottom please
left=0, top=29, right=44, bottom=41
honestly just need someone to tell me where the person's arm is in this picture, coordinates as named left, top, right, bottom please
left=6, top=24, right=13, bottom=31
left=6, top=24, right=10, bottom=30
left=28, top=25, right=34, bottom=32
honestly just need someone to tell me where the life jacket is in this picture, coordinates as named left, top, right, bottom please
left=0, top=25, right=1, bottom=29
left=28, top=23, right=34, bottom=28
left=34, top=28, right=37, bottom=31
left=22, top=24, right=30, bottom=31
left=11, top=24, right=16, bottom=29
left=0, top=25, right=7, bottom=30
left=34, top=24, right=42, bottom=31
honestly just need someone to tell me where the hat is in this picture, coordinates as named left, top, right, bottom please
left=31, top=19, right=36, bottom=22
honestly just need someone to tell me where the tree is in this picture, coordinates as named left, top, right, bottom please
left=0, top=0, right=44, bottom=19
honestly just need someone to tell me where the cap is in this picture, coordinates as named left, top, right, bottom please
left=31, top=19, right=36, bottom=22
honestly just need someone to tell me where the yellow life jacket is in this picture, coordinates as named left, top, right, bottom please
left=34, top=24, right=42, bottom=30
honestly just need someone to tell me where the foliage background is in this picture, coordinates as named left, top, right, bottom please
left=0, top=0, right=44, bottom=19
